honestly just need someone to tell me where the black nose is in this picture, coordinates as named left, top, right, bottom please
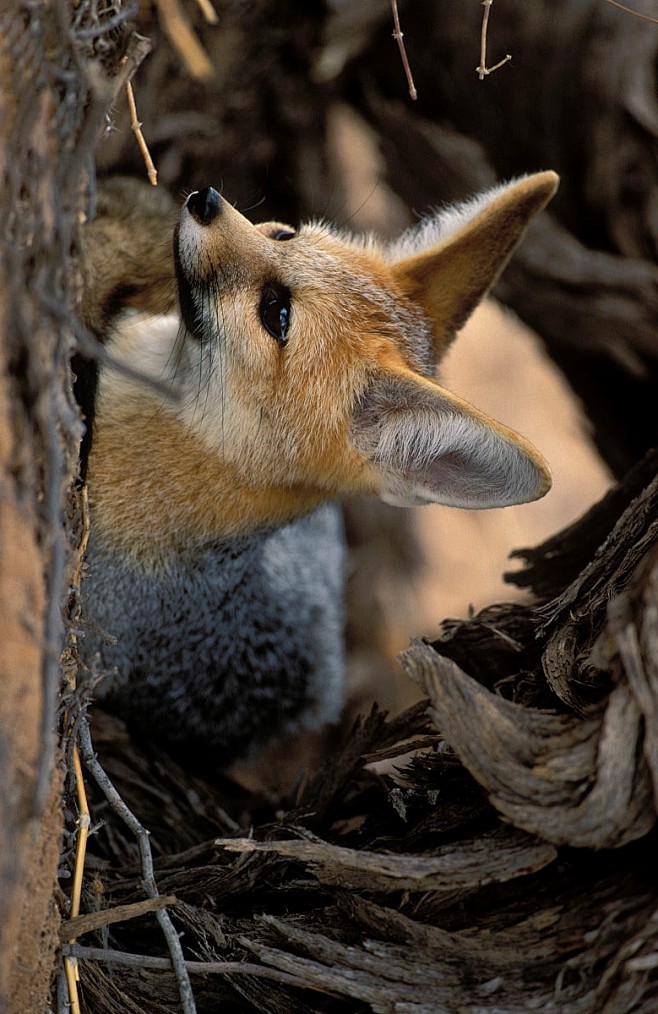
left=186, top=187, right=221, bottom=225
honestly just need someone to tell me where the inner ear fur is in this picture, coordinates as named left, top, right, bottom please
left=392, top=171, right=559, bottom=356
left=351, top=369, right=552, bottom=510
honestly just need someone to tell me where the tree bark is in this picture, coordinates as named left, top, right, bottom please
left=0, top=3, right=127, bottom=1008
left=0, top=274, right=53, bottom=1014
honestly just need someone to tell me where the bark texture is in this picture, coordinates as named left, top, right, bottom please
left=0, top=2, right=131, bottom=1009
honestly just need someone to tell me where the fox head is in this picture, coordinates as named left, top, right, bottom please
left=89, top=172, right=558, bottom=562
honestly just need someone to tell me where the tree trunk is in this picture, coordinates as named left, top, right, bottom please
left=0, top=3, right=128, bottom=1008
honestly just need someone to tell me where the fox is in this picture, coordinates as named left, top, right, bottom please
left=78, top=171, right=558, bottom=764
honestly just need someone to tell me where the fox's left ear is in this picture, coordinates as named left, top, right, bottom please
left=351, top=369, right=552, bottom=509
left=391, top=171, right=559, bottom=356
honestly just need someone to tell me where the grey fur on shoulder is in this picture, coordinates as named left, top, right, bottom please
left=82, top=504, right=345, bottom=763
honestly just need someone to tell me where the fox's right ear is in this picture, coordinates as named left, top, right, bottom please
left=390, top=172, right=559, bottom=359
left=351, top=369, right=551, bottom=509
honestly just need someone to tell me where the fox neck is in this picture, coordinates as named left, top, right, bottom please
left=87, top=404, right=331, bottom=567
left=86, top=309, right=343, bottom=568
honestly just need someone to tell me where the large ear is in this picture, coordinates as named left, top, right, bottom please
left=351, top=370, right=551, bottom=509
left=391, top=172, right=559, bottom=358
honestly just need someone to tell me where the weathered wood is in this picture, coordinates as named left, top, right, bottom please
left=396, top=455, right=658, bottom=852
left=60, top=895, right=178, bottom=942
left=216, top=825, right=556, bottom=894
left=0, top=2, right=98, bottom=1008
left=0, top=4, right=158, bottom=1009
left=404, top=644, right=655, bottom=848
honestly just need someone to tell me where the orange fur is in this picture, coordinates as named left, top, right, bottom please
left=394, top=173, right=559, bottom=354
left=90, top=406, right=331, bottom=558
left=88, top=173, right=558, bottom=568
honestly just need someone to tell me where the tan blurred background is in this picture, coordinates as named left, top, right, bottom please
left=328, top=105, right=611, bottom=714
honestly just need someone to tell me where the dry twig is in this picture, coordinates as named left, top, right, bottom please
left=477, top=0, right=512, bottom=80
left=77, top=719, right=198, bottom=1014
left=61, top=896, right=178, bottom=943
left=59, top=484, right=93, bottom=1013
left=41, top=294, right=177, bottom=401
left=61, top=744, right=90, bottom=1014
left=390, top=0, right=417, bottom=100
left=194, top=0, right=219, bottom=24
left=63, top=944, right=320, bottom=990
left=155, top=0, right=214, bottom=80
left=125, top=80, right=158, bottom=186
left=605, top=0, right=658, bottom=23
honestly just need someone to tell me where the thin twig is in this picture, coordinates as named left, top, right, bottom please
left=61, top=895, right=178, bottom=942
left=77, top=719, right=197, bottom=1014
left=390, top=0, right=417, bottom=100
left=61, top=741, right=90, bottom=1013
left=155, top=0, right=214, bottom=80
left=70, top=745, right=90, bottom=924
left=57, top=969, right=70, bottom=1014
left=59, top=485, right=91, bottom=1011
left=64, top=944, right=321, bottom=989
left=604, top=0, right=658, bottom=23
left=477, top=0, right=512, bottom=80
left=108, top=33, right=153, bottom=100
left=63, top=956, right=80, bottom=1014
left=125, top=81, right=158, bottom=186
left=193, top=0, right=219, bottom=24
left=38, top=293, right=179, bottom=403
left=74, top=3, right=139, bottom=39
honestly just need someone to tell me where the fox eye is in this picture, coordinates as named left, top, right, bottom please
left=259, top=282, right=291, bottom=346
left=270, top=229, right=295, bottom=241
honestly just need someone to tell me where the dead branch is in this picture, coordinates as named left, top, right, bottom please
left=61, top=896, right=178, bottom=943
left=77, top=719, right=198, bottom=1014
left=61, top=743, right=90, bottom=1013
left=477, top=0, right=511, bottom=79
left=215, top=826, right=556, bottom=893
left=193, top=0, right=219, bottom=24
left=125, top=81, right=158, bottom=185
left=154, top=0, right=214, bottom=80
left=63, top=944, right=323, bottom=989
left=390, top=0, right=417, bottom=99
left=605, top=0, right=658, bottom=24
